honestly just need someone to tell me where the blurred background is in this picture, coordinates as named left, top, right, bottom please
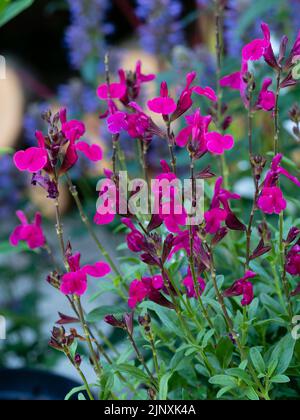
left=0, top=0, right=300, bottom=398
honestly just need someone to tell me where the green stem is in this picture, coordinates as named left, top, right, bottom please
left=75, top=296, right=102, bottom=379
left=66, top=352, right=94, bottom=401
left=214, top=0, right=228, bottom=188
left=279, top=213, right=293, bottom=322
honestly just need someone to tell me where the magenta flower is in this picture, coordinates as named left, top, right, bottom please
left=220, top=61, right=275, bottom=112
left=122, top=218, right=146, bottom=252
left=14, top=109, right=102, bottom=177
left=128, top=275, right=173, bottom=309
left=118, top=60, right=156, bottom=103
left=257, top=154, right=300, bottom=215
left=128, top=279, right=149, bottom=309
left=242, top=22, right=270, bottom=61
left=205, top=132, right=234, bottom=155
left=256, top=78, right=276, bottom=111
left=193, top=86, right=217, bottom=102
left=60, top=251, right=111, bottom=296
left=175, top=109, right=212, bottom=153
left=13, top=147, right=48, bottom=173
left=205, top=177, right=244, bottom=234
left=61, top=119, right=86, bottom=141
left=286, top=245, right=300, bottom=276
left=97, top=80, right=127, bottom=101
left=204, top=208, right=227, bottom=234
left=60, top=271, right=88, bottom=296
left=224, top=271, right=257, bottom=306
left=75, top=141, right=103, bottom=161
left=107, top=111, right=128, bottom=134
left=257, top=186, right=287, bottom=214
left=171, top=72, right=216, bottom=121
left=10, top=210, right=46, bottom=250
left=147, top=81, right=177, bottom=115
left=183, top=270, right=206, bottom=298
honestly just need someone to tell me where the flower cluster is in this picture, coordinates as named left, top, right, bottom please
left=221, top=22, right=300, bottom=110
left=14, top=109, right=103, bottom=198
left=60, top=249, right=111, bottom=296
left=257, top=154, right=300, bottom=215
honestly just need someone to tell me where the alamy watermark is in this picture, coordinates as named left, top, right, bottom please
left=292, top=316, right=300, bottom=340
left=0, top=316, right=6, bottom=340
left=0, top=55, right=6, bottom=80
left=96, top=172, right=204, bottom=225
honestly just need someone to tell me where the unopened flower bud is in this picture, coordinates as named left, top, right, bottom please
left=74, top=354, right=82, bottom=367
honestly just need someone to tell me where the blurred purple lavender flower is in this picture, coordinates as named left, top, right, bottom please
left=0, top=155, right=25, bottom=221
left=223, top=0, right=243, bottom=58
left=23, top=103, right=49, bottom=145
left=65, top=0, right=113, bottom=70
left=58, top=79, right=99, bottom=118
left=136, top=0, right=185, bottom=57
left=172, top=46, right=215, bottom=87
left=289, top=0, right=300, bottom=36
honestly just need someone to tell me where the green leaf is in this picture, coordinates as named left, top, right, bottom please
left=216, top=337, right=234, bottom=369
left=245, top=387, right=260, bottom=400
left=216, top=386, right=234, bottom=399
left=69, top=340, right=78, bottom=360
left=270, top=334, right=296, bottom=375
left=78, top=393, right=86, bottom=400
left=202, top=329, right=215, bottom=348
left=0, top=0, right=34, bottom=27
left=86, top=304, right=128, bottom=323
left=140, top=301, right=184, bottom=337
left=159, top=372, right=172, bottom=400
left=250, top=347, right=266, bottom=374
left=225, top=368, right=253, bottom=386
left=260, top=294, right=284, bottom=315
left=209, top=375, right=237, bottom=388
left=270, top=374, right=290, bottom=384
left=65, top=385, right=95, bottom=401
left=116, top=364, right=152, bottom=385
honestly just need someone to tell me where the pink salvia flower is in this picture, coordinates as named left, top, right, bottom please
left=183, top=270, right=206, bottom=298
left=258, top=154, right=300, bottom=214
left=256, top=78, right=276, bottom=111
left=122, top=218, right=146, bottom=253
left=128, top=276, right=171, bottom=309
left=13, top=147, right=48, bottom=173
left=205, top=132, right=234, bottom=155
left=60, top=271, right=88, bottom=296
left=128, top=279, right=150, bottom=309
left=242, top=22, right=270, bottom=61
left=75, top=142, right=103, bottom=162
left=147, top=81, right=177, bottom=115
left=257, top=186, right=287, bottom=214
left=204, top=208, right=227, bottom=234
left=193, top=86, right=217, bottom=102
left=107, top=112, right=128, bottom=134
left=10, top=211, right=46, bottom=250
left=60, top=252, right=111, bottom=297
left=285, top=245, right=300, bottom=276
left=175, top=109, right=212, bottom=151
left=97, top=81, right=127, bottom=100
left=61, top=120, right=85, bottom=141
left=224, top=271, right=257, bottom=306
